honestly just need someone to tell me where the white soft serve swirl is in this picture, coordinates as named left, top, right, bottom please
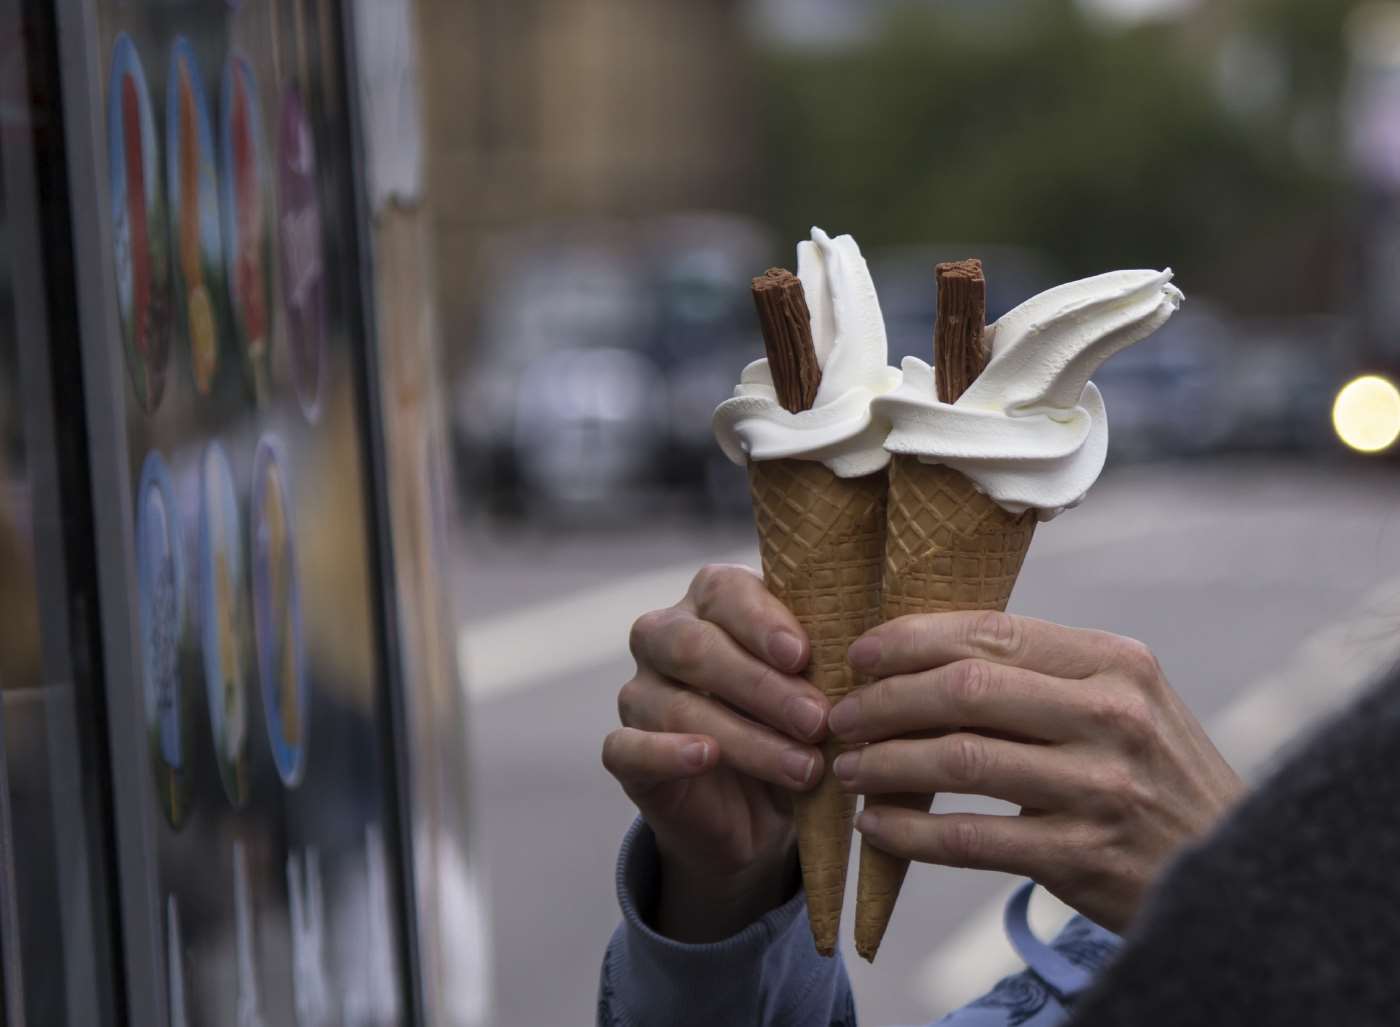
left=873, top=269, right=1184, bottom=520
left=713, top=228, right=902, bottom=479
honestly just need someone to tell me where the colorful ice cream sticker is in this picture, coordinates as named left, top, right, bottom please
left=136, top=451, right=188, bottom=826
left=166, top=38, right=226, bottom=395
left=199, top=441, right=250, bottom=807
left=219, top=55, right=274, bottom=404
left=108, top=34, right=171, bottom=412
left=251, top=436, right=308, bottom=787
left=277, top=86, right=326, bottom=422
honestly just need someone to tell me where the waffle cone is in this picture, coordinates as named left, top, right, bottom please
left=747, top=459, right=887, bottom=956
left=854, top=454, right=1036, bottom=961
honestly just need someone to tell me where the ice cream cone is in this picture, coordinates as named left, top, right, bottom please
left=747, top=458, right=887, bottom=957
left=854, top=453, right=1035, bottom=961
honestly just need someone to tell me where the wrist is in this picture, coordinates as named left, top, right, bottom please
left=654, top=847, right=800, bottom=944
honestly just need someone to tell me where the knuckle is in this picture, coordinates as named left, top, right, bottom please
left=1091, top=692, right=1155, bottom=751
left=946, top=659, right=993, bottom=712
left=1118, top=769, right=1158, bottom=817
left=742, top=662, right=782, bottom=715
left=663, top=690, right=704, bottom=733
left=1112, top=636, right=1161, bottom=684
left=628, top=609, right=668, bottom=662
left=600, top=730, right=625, bottom=774
left=689, top=563, right=732, bottom=612
left=695, top=564, right=774, bottom=640
left=879, top=809, right=916, bottom=854
left=1083, top=820, right=1129, bottom=868
left=943, top=818, right=983, bottom=868
left=940, top=734, right=989, bottom=789
left=616, top=678, right=642, bottom=726
left=967, top=611, right=1020, bottom=659
left=1086, top=765, right=1137, bottom=819
left=669, top=619, right=716, bottom=678
left=1050, top=826, right=1106, bottom=891
left=862, top=679, right=892, bottom=723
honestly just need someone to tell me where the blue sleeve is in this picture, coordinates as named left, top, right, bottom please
left=598, top=818, right=856, bottom=1027
left=933, top=882, right=1121, bottom=1027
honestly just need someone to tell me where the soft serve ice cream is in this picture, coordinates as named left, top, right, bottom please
left=713, top=228, right=901, bottom=478
left=873, top=269, right=1183, bottom=519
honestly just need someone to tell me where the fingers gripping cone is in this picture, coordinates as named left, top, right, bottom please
left=854, top=260, right=1037, bottom=962
left=747, top=270, right=887, bottom=956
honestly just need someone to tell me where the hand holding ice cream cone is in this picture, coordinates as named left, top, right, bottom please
left=830, top=607, right=1244, bottom=936
left=846, top=260, right=1186, bottom=959
left=606, top=228, right=1216, bottom=969
left=602, top=564, right=830, bottom=943
left=602, top=228, right=900, bottom=956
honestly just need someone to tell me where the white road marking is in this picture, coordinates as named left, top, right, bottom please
left=458, top=550, right=754, bottom=701
left=909, top=574, right=1400, bottom=1019
left=456, top=510, right=1225, bottom=702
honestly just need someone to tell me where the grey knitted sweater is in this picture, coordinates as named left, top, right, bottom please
left=1069, top=663, right=1400, bottom=1025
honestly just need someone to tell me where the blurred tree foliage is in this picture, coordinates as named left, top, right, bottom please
left=757, top=0, right=1371, bottom=312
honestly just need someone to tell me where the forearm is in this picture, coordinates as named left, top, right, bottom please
left=599, top=819, right=853, bottom=1027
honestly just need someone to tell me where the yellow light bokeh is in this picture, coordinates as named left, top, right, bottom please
left=1333, top=375, right=1400, bottom=453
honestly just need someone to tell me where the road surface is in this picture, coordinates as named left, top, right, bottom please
left=455, top=457, right=1400, bottom=1027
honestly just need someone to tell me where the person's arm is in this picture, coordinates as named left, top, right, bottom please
left=602, top=564, right=831, bottom=943
left=598, top=819, right=855, bottom=1027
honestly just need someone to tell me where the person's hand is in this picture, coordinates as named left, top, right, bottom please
left=828, top=611, right=1244, bottom=933
left=603, top=564, right=831, bottom=943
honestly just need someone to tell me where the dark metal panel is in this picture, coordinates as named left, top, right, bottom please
left=336, top=5, right=426, bottom=1022
left=51, top=2, right=168, bottom=1024
left=0, top=1, right=121, bottom=1023
left=0, top=701, right=23, bottom=1027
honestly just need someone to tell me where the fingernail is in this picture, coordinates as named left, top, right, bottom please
left=781, top=749, right=816, bottom=787
left=784, top=696, right=826, bottom=740
left=768, top=631, right=804, bottom=671
left=848, top=636, right=882, bottom=672
left=856, top=810, right=881, bottom=834
left=681, top=741, right=709, bottom=769
left=832, top=750, right=859, bottom=782
left=828, top=698, right=858, bottom=737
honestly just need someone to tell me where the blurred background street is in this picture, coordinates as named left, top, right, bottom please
left=425, top=0, right=1400, bottom=528
left=8, top=0, right=1400, bottom=1022
left=458, top=458, right=1400, bottom=1026
left=418, top=0, right=1400, bottom=1023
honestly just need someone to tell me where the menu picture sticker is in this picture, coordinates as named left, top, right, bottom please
left=199, top=441, right=250, bottom=807
left=277, top=86, right=326, bottom=421
left=166, top=38, right=226, bottom=395
left=251, top=437, right=308, bottom=787
left=136, top=451, right=188, bottom=826
left=108, top=34, right=171, bottom=412
left=219, top=55, right=274, bottom=404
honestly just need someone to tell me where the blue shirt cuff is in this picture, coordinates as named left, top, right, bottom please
left=599, top=818, right=853, bottom=1027
left=935, top=881, right=1121, bottom=1026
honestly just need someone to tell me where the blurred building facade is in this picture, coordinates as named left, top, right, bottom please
left=416, top=0, right=762, bottom=368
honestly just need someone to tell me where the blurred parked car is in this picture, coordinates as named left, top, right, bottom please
left=452, top=221, right=662, bottom=517
left=643, top=213, right=776, bottom=514
left=1093, top=303, right=1236, bottom=461
left=454, top=222, right=1356, bottom=521
left=1218, top=315, right=1357, bottom=452
left=452, top=214, right=776, bottom=519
